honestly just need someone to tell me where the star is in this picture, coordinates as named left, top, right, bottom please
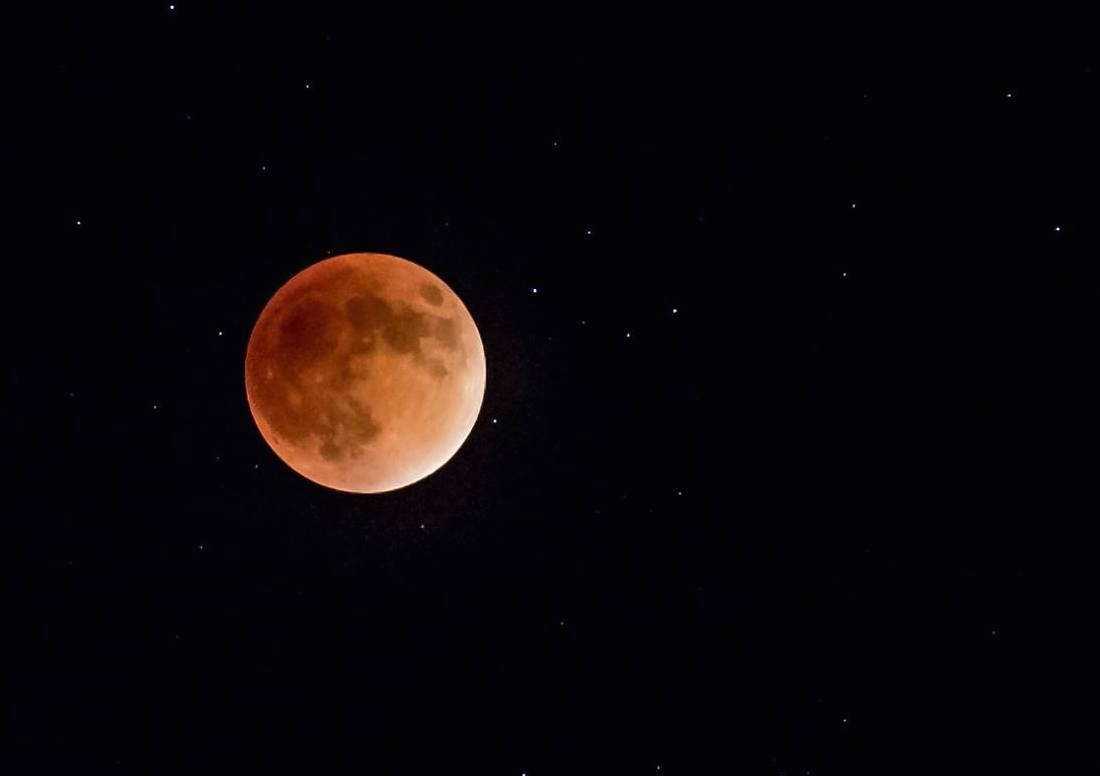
left=217, top=330, right=223, bottom=336
left=75, top=219, right=82, bottom=226
left=1053, top=225, right=1062, bottom=233
left=152, top=403, right=158, bottom=410
left=305, top=83, right=311, bottom=90
left=625, top=332, right=631, bottom=338
left=672, top=307, right=678, bottom=314
left=850, top=202, right=857, bottom=209
left=1005, top=92, right=1013, bottom=98
left=585, top=229, right=592, bottom=236
left=531, top=287, right=538, bottom=294
left=842, top=271, right=848, bottom=277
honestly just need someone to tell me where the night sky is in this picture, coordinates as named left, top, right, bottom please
left=8, top=7, right=1098, bottom=773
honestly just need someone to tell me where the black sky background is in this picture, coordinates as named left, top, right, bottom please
left=6, top=7, right=1098, bottom=773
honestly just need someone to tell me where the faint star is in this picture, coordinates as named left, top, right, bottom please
left=75, top=219, right=82, bottom=226
left=305, top=83, right=311, bottom=90
left=152, top=403, right=158, bottom=410
left=532, top=287, right=538, bottom=294
left=198, top=544, right=204, bottom=550
left=585, top=229, right=592, bottom=236
left=625, top=332, right=631, bottom=338
left=1053, top=225, right=1062, bottom=232
left=217, top=330, right=223, bottom=336
left=492, top=418, right=497, bottom=424
left=851, top=202, right=857, bottom=209
left=1005, top=92, right=1012, bottom=98
left=842, top=271, right=848, bottom=277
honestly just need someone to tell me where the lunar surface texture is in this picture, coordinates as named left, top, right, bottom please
left=245, top=253, right=486, bottom=493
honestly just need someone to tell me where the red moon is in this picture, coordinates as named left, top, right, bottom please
left=245, top=253, right=486, bottom=493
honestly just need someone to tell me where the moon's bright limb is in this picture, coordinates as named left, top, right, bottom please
left=245, top=253, right=486, bottom=493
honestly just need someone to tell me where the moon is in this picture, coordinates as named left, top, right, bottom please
left=245, top=253, right=486, bottom=493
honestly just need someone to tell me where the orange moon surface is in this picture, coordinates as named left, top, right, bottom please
left=245, top=253, right=486, bottom=493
